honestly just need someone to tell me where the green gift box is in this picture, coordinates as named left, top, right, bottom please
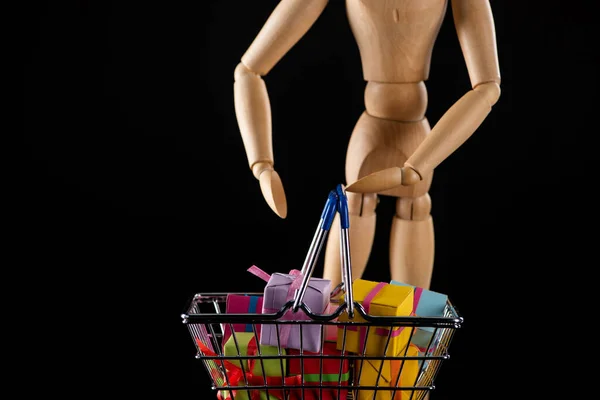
left=220, top=332, right=287, bottom=400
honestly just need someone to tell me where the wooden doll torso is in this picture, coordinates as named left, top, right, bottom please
left=344, top=0, right=448, bottom=197
left=345, top=0, right=448, bottom=83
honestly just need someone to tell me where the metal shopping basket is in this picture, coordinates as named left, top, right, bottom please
left=181, top=184, right=463, bottom=400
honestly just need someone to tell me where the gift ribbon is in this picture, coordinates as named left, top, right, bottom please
left=247, top=265, right=304, bottom=300
left=247, top=265, right=272, bottom=283
left=413, top=287, right=423, bottom=314
left=262, top=305, right=312, bottom=348
left=245, top=334, right=263, bottom=374
left=196, top=337, right=301, bottom=400
left=247, top=265, right=306, bottom=348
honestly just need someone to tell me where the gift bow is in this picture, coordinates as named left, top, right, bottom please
left=247, top=265, right=308, bottom=347
left=196, top=337, right=301, bottom=400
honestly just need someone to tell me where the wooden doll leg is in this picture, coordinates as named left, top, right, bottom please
left=322, top=191, right=378, bottom=288
left=389, top=193, right=434, bottom=290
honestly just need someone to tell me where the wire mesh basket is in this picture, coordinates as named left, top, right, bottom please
left=181, top=185, right=463, bottom=400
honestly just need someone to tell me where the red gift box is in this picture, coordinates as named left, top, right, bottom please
left=288, top=342, right=350, bottom=400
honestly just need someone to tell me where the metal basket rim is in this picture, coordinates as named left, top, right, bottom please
left=181, top=292, right=463, bottom=328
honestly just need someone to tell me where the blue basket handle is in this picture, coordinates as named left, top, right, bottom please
left=336, top=184, right=354, bottom=318
left=292, top=184, right=355, bottom=318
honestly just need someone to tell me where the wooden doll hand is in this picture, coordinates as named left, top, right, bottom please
left=252, top=162, right=288, bottom=218
left=345, top=166, right=422, bottom=193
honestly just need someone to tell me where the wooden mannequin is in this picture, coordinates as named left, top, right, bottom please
left=233, top=0, right=500, bottom=293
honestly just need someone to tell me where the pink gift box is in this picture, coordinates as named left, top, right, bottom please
left=222, top=294, right=263, bottom=345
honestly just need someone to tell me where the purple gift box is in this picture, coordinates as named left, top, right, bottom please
left=222, top=294, right=264, bottom=346
left=259, top=272, right=331, bottom=353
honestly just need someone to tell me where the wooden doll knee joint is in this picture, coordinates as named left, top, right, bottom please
left=396, top=194, right=431, bottom=221
left=347, top=192, right=378, bottom=217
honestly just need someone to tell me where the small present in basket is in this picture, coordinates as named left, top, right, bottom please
left=337, top=279, right=414, bottom=356
left=287, top=341, right=350, bottom=400
left=219, top=332, right=292, bottom=400
left=355, top=344, right=420, bottom=400
left=390, top=280, right=448, bottom=357
left=259, top=270, right=331, bottom=353
left=222, top=294, right=264, bottom=345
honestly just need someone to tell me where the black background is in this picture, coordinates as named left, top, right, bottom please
left=19, top=1, right=592, bottom=399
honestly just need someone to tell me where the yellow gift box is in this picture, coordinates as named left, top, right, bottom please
left=337, top=279, right=414, bottom=356
left=355, top=344, right=420, bottom=400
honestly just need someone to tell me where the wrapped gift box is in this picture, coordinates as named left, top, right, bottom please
left=260, top=272, right=331, bottom=353
left=355, top=344, right=420, bottom=400
left=337, top=279, right=414, bottom=356
left=222, top=294, right=264, bottom=345
left=389, top=280, right=448, bottom=355
left=220, top=332, right=288, bottom=400
left=287, top=341, right=349, bottom=400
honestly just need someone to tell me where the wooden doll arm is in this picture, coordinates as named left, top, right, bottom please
left=403, top=0, right=501, bottom=183
left=234, top=0, right=329, bottom=217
